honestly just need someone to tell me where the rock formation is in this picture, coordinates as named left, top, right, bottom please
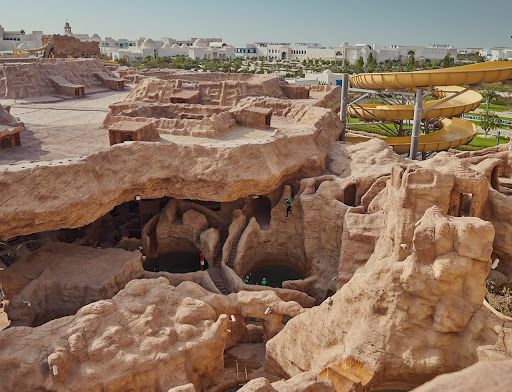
left=0, top=59, right=116, bottom=98
left=0, top=278, right=302, bottom=391
left=0, top=103, right=23, bottom=128
left=411, top=358, right=512, bottom=392
left=42, top=34, right=100, bottom=58
left=266, top=154, right=512, bottom=390
left=0, top=98, right=341, bottom=239
left=239, top=372, right=333, bottom=392
left=1, top=242, right=143, bottom=326
left=3, top=65, right=512, bottom=392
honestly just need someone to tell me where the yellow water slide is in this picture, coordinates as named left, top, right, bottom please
left=345, top=61, right=512, bottom=153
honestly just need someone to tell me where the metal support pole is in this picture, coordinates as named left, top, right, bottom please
left=339, top=73, right=349, bottom=141
left=409, top=88, right=424, bottom=160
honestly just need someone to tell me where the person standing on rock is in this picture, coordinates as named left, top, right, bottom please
left=261, top=277, right=269, bottom=286
left=285, top=196, right=292, bottom=217
left=244, top=275, right=251, bottom=284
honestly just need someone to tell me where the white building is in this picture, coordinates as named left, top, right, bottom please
left=293, top=69, right=344, bottom=86
left=0, top=25, right=43, bottom=51
left=187, top=38, right=235, bottom=60
left=235, top=41, right=457, bottom=64
left=479, top=47, right=512, bottom=61
left=375, top=44, right=457, bottom=63
left=101, top=36, right=235, bottom=61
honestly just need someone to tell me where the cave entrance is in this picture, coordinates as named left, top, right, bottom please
left=253, top=196, right=272, bottom=228
left=265, top=112, right=272, bottom=127
left=343, top=184, right=357, bottom=207
left=458, top=193, right=472, bottom=217
left=246, top=264, right=304, bottom=288
left=144, top=251, right=201, bottom=273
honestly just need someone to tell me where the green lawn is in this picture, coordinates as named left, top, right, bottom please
left=478, top=103, right=510, bottom=113
left=456, top=134, right=509, bottom=151
left=349, top=123, right=401, bottom=137
left=469, top=119, right=509, bottom=129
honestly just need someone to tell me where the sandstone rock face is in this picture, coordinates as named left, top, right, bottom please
left=411, top=358, right=512, bottom=392
left=0, top=99, right=340, bottom=239
left=239, top=371, right=334, bottom=392
left=0, top=242, right=143, bottom=326
left=266, top=159, right=512, bottom=390
left=124, top=74, right=288, bottom=106
left=0, top=278, right=302, bottom=391
left=0, top=103, right=24, bottom=142
left=0, top=59, right=112, bottom=99
left=0, top=278, right=228, bottom=391
left=232, top=180, right=350, bottom=301
left=42, top=34, right=100, bottom=58
left=155, top=202, right=209, bottom=254
left=200, top=227, right=220, bottom=265
left=0, top=103, right=23, bottom=127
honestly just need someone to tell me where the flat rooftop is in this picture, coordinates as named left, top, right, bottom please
left=0, top=91, right=314, bottom=167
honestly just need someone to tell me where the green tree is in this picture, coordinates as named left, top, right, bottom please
left=442, top=53, right=454, bottom=68
left=480, top=109, right=501, bottom=136
left=354, top=56, right=364, bottom=73
left=407, top=52, right=416, bottom=70
left=366, top=52, right=377, bottom=72
left=481, top=88, right=498, bottom=110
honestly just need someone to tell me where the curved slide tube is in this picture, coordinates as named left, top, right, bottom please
left=348, top=86, right=482, bottom=121
left=346, top=61, right=512, bottom=153
left=346, top=117, right=476, bottom=154
left=350, top=61, right=512, bottom=90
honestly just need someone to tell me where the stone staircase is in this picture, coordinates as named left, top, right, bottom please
left=226, top=232, right=242, bottom=269
left=208, top=223, right=246, bottom=295
left=208, top=264, right=231, bottom=295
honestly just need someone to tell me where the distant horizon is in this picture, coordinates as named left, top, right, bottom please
left=2, top=0, right=511, bottom=49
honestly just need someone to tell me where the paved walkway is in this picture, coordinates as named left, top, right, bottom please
left=0, top=90, right=129, bottom=164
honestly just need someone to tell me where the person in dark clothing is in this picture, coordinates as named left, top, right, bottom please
left=285, top=196, right=292, bottom=217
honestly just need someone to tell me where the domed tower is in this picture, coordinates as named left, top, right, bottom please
left=64, top=21, right=72, bottom=36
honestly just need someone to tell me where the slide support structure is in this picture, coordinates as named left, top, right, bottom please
left=409, top=88, right=424, bottom=159
left=339, top=73, right=349, bottom=141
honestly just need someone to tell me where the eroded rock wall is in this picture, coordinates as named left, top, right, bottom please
left=0, top=100, right=340, bottom=239
left=0, top=242, right=143, bottom=326
left=0, top=59, right=111, bottom=98
left=266, top=163, right=512, bottom=390
left=0, top=278, right=303, bottom=391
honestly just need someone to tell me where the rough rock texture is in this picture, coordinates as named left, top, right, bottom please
left=0, top=278, right=227, bottom=391
left=104, top=101, right=237, bottom=138
left=266, top=160, right=512, bottom=390
left=0, top=242, right=143, bottom=326
left=0, top=59, right=112, bottom=99
left=411, top=358, right=512, bottom=392
left=155, top=202, right=209, bottom=254
left=200, top=227, right=220, bottom=265
left=239, top=371, right=334, bottom=392
left=0, top=103, right=23, bottom=127
left=233, top=180, right=350, bottom=301
left=42, top=34, right=100, bottom=58
left=337, top=209, right=383, bottom=287
left=124, top=74, right=288, bottom=106
left=0, top=103, right=24, bottom=141
left=0, top=278, right=302, bottom=391
left=0, top=99, right=340, bottom=239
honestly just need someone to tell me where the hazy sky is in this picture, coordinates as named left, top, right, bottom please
left=1, top=0, right=511, bottom=48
